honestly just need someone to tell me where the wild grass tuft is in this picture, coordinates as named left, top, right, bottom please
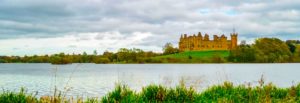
left=0, top=88, right=38, bottom=103
left=101, top=84, right=136, bottom=103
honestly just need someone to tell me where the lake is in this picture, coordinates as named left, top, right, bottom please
left=0, top=63, right=299, bottom=97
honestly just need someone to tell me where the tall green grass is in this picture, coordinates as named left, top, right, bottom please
left=1, top=82, right=300, bottom=103
left=101, top=82, right=300, bottom=103
left=0, top=88, right=38, bottom=103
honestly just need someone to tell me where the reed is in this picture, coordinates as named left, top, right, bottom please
left=0, top=88, right=38, bottom=103
left=101, top=82, right=300, bottom=103
left=0, top=82, right=299, bottom=103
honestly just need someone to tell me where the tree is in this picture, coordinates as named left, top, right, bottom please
left=286, top=40, right=297, bottom=53
left=163, top=43, right=179, bottom=55
left=117, top=48, right=131, bottom=62
left=50, top=55, right=62, bottom=64
left=93, top=57, right=110, bottom=64
left=0, top=57, right=8, bottom=63
left=228, top=45, right=256, bottom=63
left=82, top=51, right=89, bottom=63
left=103, top=51, right=115, bottom=62
left=253, top=38, right=292, bottom=63
left=293, top=45, right=300, bottom=62
left=93, top=50, right=98, bottom=56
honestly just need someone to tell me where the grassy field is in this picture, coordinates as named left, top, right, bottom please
left=158, top=50, right=229, bottom=58
left=151, top=50, right=230, bottom=63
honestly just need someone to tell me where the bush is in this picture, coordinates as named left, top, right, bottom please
left=93, top=58, right=110, bottom=64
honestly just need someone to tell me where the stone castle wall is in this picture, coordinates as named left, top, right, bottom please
left=179, top=32, right=238, bottom=51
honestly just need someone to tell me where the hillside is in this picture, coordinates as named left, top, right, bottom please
left=152, top=50, right=230, bottom=63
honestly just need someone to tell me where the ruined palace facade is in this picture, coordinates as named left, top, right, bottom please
left=179, top=32, right=238, bottom=51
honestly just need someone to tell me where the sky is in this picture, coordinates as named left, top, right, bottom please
left=0, top=0, right=300, bottom=56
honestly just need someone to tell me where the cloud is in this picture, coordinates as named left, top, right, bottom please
left=0, top=31, right=157, bottom=56
left=0, top=0, right=299, bottom=55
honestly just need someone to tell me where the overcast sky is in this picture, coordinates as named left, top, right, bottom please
left=0, top=0, right=299, bottom=56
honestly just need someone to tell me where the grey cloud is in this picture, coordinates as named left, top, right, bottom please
left=0, top=0, right=299, bottom=46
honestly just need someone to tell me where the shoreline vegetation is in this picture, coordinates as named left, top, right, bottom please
left=1, top=81, right=300, bottom=103
left=0, top=38, right=299, bottom=64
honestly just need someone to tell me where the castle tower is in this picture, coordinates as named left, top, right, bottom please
left=221, top=34, right=227, bottom=41
left=179, top=34, right=183, bottom=51
left=197, top=32, right=202, bottom=37
left=230, top=33, right=238, bottom=49
left=213, top=35, right=219, bottom=41
left=204, top=34, right=209, bottom=41
left=197, top=32, right=203, bottom=41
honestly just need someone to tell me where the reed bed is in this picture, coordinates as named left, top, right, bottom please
left=1, top=82, right=300, bottom=103
left=101, top=82, right=300, bottom=103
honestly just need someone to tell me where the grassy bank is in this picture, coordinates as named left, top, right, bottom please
left=1, top=82, right=300, bottom=103
left=151, top=50, right=230, bottom=63
left=101, top=82, right=300, bottom=103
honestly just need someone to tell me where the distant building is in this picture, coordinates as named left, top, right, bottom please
left=179, top=32, right=238, bottom=51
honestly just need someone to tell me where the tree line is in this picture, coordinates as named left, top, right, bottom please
left=228, top=38, right=300, bottom=63
left=0, top=37, right=299, bottom=64
left=0, top=48, right=163, bottom=64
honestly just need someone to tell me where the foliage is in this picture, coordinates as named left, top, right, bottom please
left=1, top=82, right=300, bottom=102
left=286, top=40, right=300, bottom=53
left=101, top=84, right=136, bottom=103
left=293, top=45, right=300, bottom=62
left=0, top=88, right=38, bottom=103
left=0, top=48, right=161, bottom=64
left=93, top=58, right=110, bottom=64
left=229, top=38, right=300, bottom=63
left=228, top=44, right=256, bottom=63
left=100, top=82, right=300, bottom=103
left=286, top=41, right=297, bottom=53
left=253, top=38, right=292, bottom=63
left=163, top=42, right=179, bottom=55
left=0, top=38, right=299, bottom=63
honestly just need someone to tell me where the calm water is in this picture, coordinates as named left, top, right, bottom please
left=0, top=63, right=299, bottom=97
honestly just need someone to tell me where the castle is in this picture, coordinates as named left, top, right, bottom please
left=179, top=32, right=238, bottom=51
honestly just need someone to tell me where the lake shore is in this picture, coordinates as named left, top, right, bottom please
left=1, top=81, right=300, bottom=103
left=0, top=63, right=299, bottom=98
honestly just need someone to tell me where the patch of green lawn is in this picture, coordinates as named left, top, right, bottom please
left=150, top=50, right=230, bottom=63
left=155, top=50, right=230, bottom=59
